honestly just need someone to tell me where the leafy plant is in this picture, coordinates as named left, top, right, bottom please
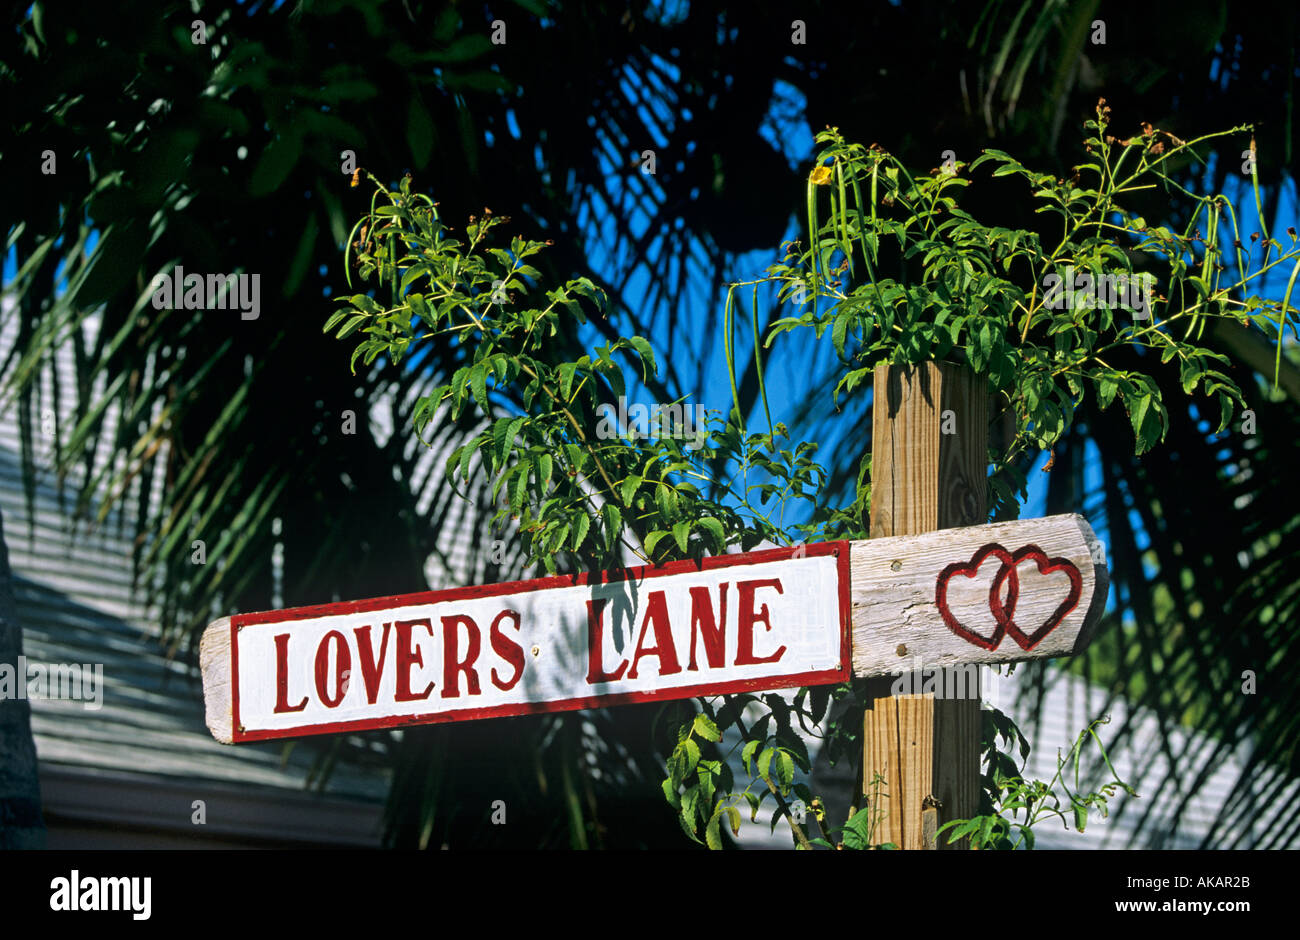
left=752, top=100, right=1300, bottom=521
left=328, top=102, right=1296, bottom=848
left=939, top=713, right=1138, bottom=850
left=326, top=171, right=833, bottom=577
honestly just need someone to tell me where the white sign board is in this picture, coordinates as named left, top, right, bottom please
left=201, top=543, right=850, bottom=743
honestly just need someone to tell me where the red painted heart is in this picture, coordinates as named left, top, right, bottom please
left=934, top=543, right=1016, bottom=651
left=990, top=545, right=1082, bottom=651
left=935, top=543, right=1083, bottom=652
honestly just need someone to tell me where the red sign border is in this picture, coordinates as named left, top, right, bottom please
left=228, top=542, right=851, bottom=743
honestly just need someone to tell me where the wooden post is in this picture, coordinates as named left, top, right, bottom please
left=862, top=362, right=986, bottom=849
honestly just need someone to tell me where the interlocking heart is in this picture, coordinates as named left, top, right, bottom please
left=934, top=543, right=1082, bottom=651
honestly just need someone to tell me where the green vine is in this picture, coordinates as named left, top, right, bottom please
left=940, top=712, right=1139, bottom=849
left=327, top=101, right=1296, bottom=849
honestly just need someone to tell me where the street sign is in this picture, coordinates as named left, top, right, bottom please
left=200, top=513, right=1105, bottom=744
left=201, top=542, right=851, bottom=743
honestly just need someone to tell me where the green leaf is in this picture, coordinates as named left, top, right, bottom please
left=493, top=455, right=518, bottom=502
left=833, top=310, right=851, bottom=358
left=400, top=265, right=426, bottom=295
left=627, top=335, right=657, bottom=379
left=669, top=748, right=688, bottom=791
left=455, top=440, right=476, bottom=482
left=557, top=362, right=578, bottom=401
left=536, top=452, right=553, bottom=492
left=511, top=459, right=529, bottom=509
left=697, top=760, right=717, bottom=805
left=563, top=511, right=586, bottom=552
left=705, top=809, right=724, bottom=850
left=939, top=818, right=978, bottom=844
left=785, top=735, right=811, bottom=774
left=680, top=785, right=700, bottom=834
left=698, top=516, right=726, bottom=552
left=718, top=758, right=734, bottom=794
left=672, top=520, right=691, bottom=554
left=692, top=713, right=723, bottom=742
left=643, top=530, right=670, bottom=556
left=1129, top=393, right=1151, bottom=442
left=336, top=314, right=367, bottom=339
left=655, top=484, right=678, bottom=522
left=776, top=750, right=795, bottom=789
left=742, top=739, right=761, bottom=776
left=470, top=362, right=489, bottom=413
left=491, top=418, right=512, bottom=469
left=350, top=294, right=385, bottom=315
left=682, top=738, right=701, bottom=775
left=549, top=522, right=571, bottom=554
left=1096, top=373, right=1119, bottom=409
left=601, top=503, right=622, bottom=553
left=323, top=309, right=349, bottom=333
left=841, top=807, right=874, bottom=849
left=661, top=777, right=680, bottom=809
left=450, top=366, right=470, bottom=412
left=677, top=808, right=703, bottom=844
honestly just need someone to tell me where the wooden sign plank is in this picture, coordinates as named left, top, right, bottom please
left=201, top=543, right=851, bottom=744
left=200, top=513, right=1106, bottom=744
left=850, top=513, right=1107, bottom=677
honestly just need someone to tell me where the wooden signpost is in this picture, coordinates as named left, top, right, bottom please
left=198, top=361, right=1109, bottom=849
left=200, top=514, right=1104, bottom=741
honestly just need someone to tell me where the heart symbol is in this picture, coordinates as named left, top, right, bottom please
left=934, top=543, right=1016, bottom=651
left=990, top=545, right=1082, bottom=650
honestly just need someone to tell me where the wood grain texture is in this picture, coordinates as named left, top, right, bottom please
left=199, top=618, right=233, bottom=745
left=863, top=361, right=986, bottom=851
left=850, top=513, right=1107, bottom=677
left=868, top=362, right=988, bottom=537
left=862, top=691, right=981, bottom=850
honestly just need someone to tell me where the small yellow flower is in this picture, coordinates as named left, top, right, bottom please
left=809, top=163, right=834, bottom=186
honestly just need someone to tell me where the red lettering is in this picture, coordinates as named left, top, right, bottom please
left=687, top=584, right=727, bottom=671
left=627, top=590, right=682, bottom=679
left=441, top=615, right=482, bottom=698
left=273, top=632, right=308, bottom=713
left=735, top=578, right=786, bottom=666
left=394, top=618, right=435, bottom=702
left=490, top=610, right=525, bottom=691
left=352, top=622, right=392, bottom=704
left=585, top=599, right=627, bottom=684
left=314, top=630, right=352, bottom=708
